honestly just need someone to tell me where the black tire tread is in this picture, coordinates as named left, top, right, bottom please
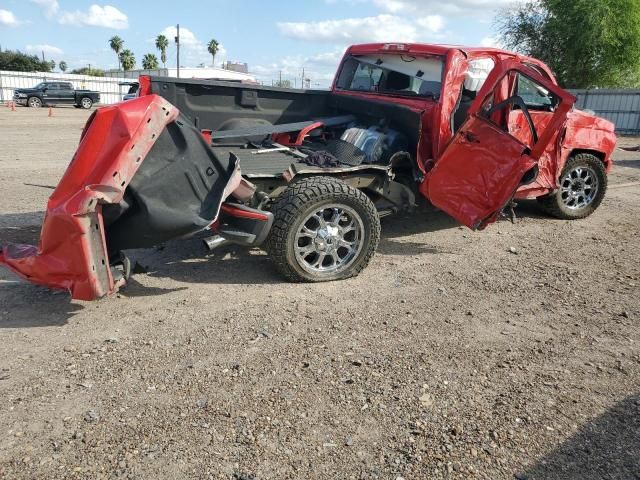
left=266, top=176, right=380, bottom=282
left=538, top=153, right=607, bottom=220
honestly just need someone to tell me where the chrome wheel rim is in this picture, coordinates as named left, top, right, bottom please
left=29, top=98, right=41, bottom=107
left=294, top=204, right=364, bottom=275
left=560, top=165, right=599, bottom=210
left=81, top=98, right=91, bottom=108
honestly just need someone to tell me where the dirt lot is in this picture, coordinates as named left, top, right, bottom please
left=0, top=106, right=639, bottom=480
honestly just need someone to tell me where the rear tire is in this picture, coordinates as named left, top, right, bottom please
left=27, top=96, right=42, bottom=108
left=80, top=97, right=93, bottom=109
left=538, top=153, right=607, bottom=219
left=266, top=177, right=380, bottom=282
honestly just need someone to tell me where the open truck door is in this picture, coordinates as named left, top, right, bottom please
left=425, top=60, right=576, bottom=230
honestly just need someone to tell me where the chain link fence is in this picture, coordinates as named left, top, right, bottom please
left=0, top=70, right=133, bottom=105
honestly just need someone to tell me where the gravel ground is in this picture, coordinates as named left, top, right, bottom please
left=0, top=107, right=639, bottom=480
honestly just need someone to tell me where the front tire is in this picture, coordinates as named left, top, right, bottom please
left=27, top=97, right=42, bottom=108
left=538, top=153, right=607, bottom=219
left=266, top=177, right=381, bottom=282
left=79, top=97, right=93, bottom=109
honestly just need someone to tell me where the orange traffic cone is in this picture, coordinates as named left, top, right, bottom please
left=48, top=106, right=54, bottom=117
left=10, top=101, right=16, bottom=112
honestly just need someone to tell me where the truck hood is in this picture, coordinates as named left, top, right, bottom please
left=0, top=94, right=242, bottom=300
left=567, top=108, right=616, bottom=133
left=14, top=88, right=40, bottom=94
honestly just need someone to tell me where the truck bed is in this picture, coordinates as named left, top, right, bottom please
left=210, top=145, right=390, bottom=179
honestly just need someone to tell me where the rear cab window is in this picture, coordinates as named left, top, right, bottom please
left=336, top=54, right=444, bottom=99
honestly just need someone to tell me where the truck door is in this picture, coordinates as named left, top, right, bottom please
left=424, top=60, right=575, bottom=230
left=40, top=83, right=55, bottom=102
left=58, top=82, right=75, bottom=104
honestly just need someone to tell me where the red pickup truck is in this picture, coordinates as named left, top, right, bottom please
left=0, top=43, right=617, bottom=300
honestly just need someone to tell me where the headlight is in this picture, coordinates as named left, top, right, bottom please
left=16, top=93, right=27, bottom=98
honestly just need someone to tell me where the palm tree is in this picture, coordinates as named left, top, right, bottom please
left=155, top=34, right=169, bottom=67
left=59, top=60, right=67, bottom=72
left=109, top=35, right=124, bottom=70
left=207, top=39, right=219, bottom=66
left=142, top=53, right=159, bottom=70
left=119, top=49, right=135, bottom=71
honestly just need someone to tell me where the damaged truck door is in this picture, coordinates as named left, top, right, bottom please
left=425, top=60, right=576, bottom=230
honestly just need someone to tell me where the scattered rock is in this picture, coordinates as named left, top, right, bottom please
left=84, top=410, right=99, bottom=423
left=509, top=246, right=518, bottom=254
left=419, top=393, right=434, bottom=408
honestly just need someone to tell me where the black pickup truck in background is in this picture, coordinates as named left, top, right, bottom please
left=13, top=81, right=100, bottom=109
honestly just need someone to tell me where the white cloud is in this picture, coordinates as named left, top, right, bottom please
left=278, top=14, right=425, bottom=43
left=480, top=36, right=501, bottom=48
left=372, top=0, right=523, bottom=15
left=30, top=0, right=59, bottom=18
left=416, top=15, right=445, bottom=32
left=252, top=48, right=348, bottom=88
left=59, top=5, right=128, bottom=29
left=26, top=44, right=64, bottom=55
left=0, top=9, right=19, bottom=26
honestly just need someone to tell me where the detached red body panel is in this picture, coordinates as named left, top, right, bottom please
left=0, top=95, right=179, bottom=299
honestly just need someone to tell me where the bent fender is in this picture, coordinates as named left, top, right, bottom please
left=0, top=95, right=241, bottom=300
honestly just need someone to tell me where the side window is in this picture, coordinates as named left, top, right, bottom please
left=516, top=74, right=557, bottom=111
left=61, top=83, right=73, bottom=90
left=47, top=84, right=59, bottom=90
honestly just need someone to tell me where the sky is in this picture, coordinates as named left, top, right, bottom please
left=0, top=0, right=513, bottom=86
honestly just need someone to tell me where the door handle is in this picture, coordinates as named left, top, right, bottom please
left=461, top=131, right=480, bottom=143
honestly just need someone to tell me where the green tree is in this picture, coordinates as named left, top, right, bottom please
left=119, top=49, right=136, bottom=71
left=49, top=60, right=56, bottom=71
left=207, top=39, right=219, bottom=66
left=109, top=35, right=124, bottom=70
left=142, top=53, right=159, bottom=70
left=496, top=0, right=640, bottom=88
left=155, top=34, right=169, bottom=67
left=59, top=60, right=67, bottom=72
left=70, top=67, right=105, bottom=77
left=0, top=50, right=52, bottom=72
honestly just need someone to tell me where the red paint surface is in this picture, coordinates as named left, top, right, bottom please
left=0, top=95, right=179, bottom=300
left=423, top=60, right=576, bottom=229
left=220, top=203, right=270, bottom=221
left=332, top=43, right=616, bottom=212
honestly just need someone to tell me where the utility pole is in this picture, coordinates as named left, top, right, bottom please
left=301, top=68, right=305, bottom=90
left=41, top=51, right=45, bottom=62
left=175, top=23, right=180, bottom=78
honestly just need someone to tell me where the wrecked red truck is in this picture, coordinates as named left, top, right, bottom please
left=0, top=43, right=617, bottom=300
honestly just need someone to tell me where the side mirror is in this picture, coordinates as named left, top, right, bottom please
left=42, top=88, right=48, bottom=92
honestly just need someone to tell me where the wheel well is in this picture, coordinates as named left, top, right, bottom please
left=569, top=149, right=607, bottom=164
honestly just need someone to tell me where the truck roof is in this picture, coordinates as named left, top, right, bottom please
left=345, top=43, right=556, bottom=82
left=347, top=43, right=518, bottom=57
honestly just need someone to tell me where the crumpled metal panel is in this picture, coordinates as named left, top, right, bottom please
left=0, top=95, right=179, bottom=300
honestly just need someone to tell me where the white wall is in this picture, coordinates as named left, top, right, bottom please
left=0, top=70, right=132, bottom=105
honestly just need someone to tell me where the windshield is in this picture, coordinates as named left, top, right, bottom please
left=336, top=54, right=444, bottom=99
left=32, top=82, right=46, bottom=89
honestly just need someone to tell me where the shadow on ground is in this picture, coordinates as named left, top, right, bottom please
left=615, top=159, right=640, bottom=170
left=0, top=286, right=83, bottom=328
left=0, top=202, right=553, bottom=298
left=520, top=394, right=640, bottom=480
